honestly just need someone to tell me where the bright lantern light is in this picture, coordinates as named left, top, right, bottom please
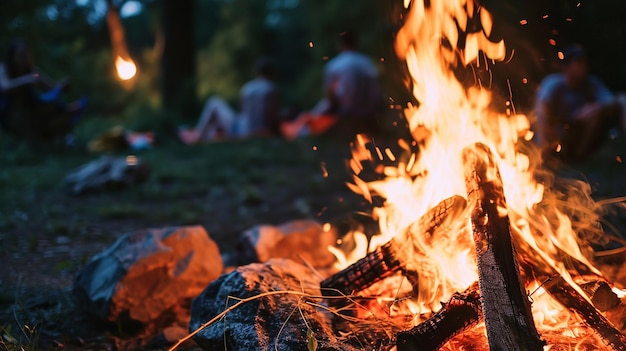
left=115, top=56, right=137, bottom=80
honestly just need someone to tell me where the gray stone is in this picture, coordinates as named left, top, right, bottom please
left=74, top=226, right=223, bottom=339
left=189, top=259, right=394, bottom=351
left=191, top=259, right=369, bottom=351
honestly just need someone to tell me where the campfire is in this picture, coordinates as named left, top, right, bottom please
left=165, top=1, right=626, bottom=350
left=322, top=0, right=626, bottom=349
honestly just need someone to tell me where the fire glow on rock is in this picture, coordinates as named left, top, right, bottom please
left=331, top=0, right=626, bottom=347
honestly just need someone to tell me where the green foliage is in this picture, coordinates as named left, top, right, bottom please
left=307, top=327, right=318, bottom=351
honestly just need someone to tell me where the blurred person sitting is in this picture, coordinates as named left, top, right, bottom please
left=0, top=39, right=85, bottom=144
left=534, top=44, right=626, bottom=161
left=281, top=30, right=385, bottom=140
left=179, top=58, right=280, bottom=144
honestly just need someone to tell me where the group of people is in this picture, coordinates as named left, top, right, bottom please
left=2, top=34, right=625, bottom=163
left=178, top=31, right=385, bottom=144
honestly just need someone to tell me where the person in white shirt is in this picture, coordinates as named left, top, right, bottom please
left=281, top=31, right=384, bottom=139
left=179, top=58, right=280, bottom=144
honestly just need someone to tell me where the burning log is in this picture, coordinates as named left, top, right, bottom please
left=396, top=282, right=481, bottom=351
left=320, top=195, right=467, bottom=297
left=462, top=143, right=545, bottom=350
left=515, top=238, right=626, bottom=350
left=543, top=276, right=626, bottom=351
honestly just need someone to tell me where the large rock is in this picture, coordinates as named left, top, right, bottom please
left=233, top=220, right=337, bottom=268
left=74, top=226, right=223, bottom=340
left=190, top=259, right=389, bottom=351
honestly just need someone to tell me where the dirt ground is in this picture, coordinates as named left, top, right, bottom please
left=2, top=133, right=626, bottom=350
left=0, top=135, right=371, bottom=350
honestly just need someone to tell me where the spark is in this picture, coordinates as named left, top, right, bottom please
left=549, top=39, right=556, bottom=46
left=385, top=148, right=397, bottom=162
left=522, top=78, right=528, bottom=84
left=312, top=145, right=318, bottom=151
left=321, top=162, right=328, bottom=177
left=375, top=147, right=384, bottom=160
left=557, top=51, right=564, bottom=60
left=520, top=19, right=528, bottom=25
left=617, top=156, right=623, bottom=164
left=308, top=41, right=314, bottom=48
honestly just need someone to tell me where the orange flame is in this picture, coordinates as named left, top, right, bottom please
left=332, top=0, right=625, bottom=346
left=115, top=56, right=137, bottom=80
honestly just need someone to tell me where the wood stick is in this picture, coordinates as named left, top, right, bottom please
left=396, top=283, right=481, bottom=351
left=463, top=143, right=544, bottom=350
left=320, top=195, right=466, bottom=296
left=515, top=237, right=626, bottom=350
left=543, top=276, right=626, bottom=351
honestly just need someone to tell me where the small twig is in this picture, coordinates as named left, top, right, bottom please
left=528, top=275, right=559, bottom=302
left=297, top=254, right=325, bottom=281
left=274, top=301, right=300, bottom=351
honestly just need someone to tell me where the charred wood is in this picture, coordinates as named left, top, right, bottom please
left=396, top=283, right=481, bottom=351
left=516, top=238, right=626, bottom=351
left=543, top=276, right=626, bottom=351
left=320, top=195, right=466, bottom=297
left=463, top=143, right=544, bottom=351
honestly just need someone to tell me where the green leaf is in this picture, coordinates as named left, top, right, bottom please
left=307, top=328, right=318, bottom=351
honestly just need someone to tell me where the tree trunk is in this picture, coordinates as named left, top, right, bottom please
left=161, top=0, right=195, bottom=116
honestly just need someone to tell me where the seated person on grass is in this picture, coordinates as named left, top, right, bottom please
left=281, top=30, right=385, bottom=140
left=534, top=44, right=626, bottom=162
left=0, top=39, right=86, bottom=144
left=179, top=58, right=280, bottom=144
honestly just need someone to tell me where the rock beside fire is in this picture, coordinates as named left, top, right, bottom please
left=74, top=226, right=223, bottom=341
left=232, top=219, right=337, bottom=268
left=191, top=259, right=374, bottom=351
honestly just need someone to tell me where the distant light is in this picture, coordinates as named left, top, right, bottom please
left=557, top=51, right=564, bottom=60
left=566, top=18, right=573, bottom=22
left=322, top=56, right=329, bottom=61
left=120, top=1, right=143, bottom=18
left=522, top=78, right=528, bottom=84
left=549, top=39, right=556, bottom=46
left=116, top=56, right=137, bottom=80
left=380, top=57, right=385, bottom=62
left=617, top=156, right=623, bottom=164
left=542, top=15, right=549, bottom=19
left=309, top=41, right=314, bottom=48
left=519, top=19, right=528, bottom=25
